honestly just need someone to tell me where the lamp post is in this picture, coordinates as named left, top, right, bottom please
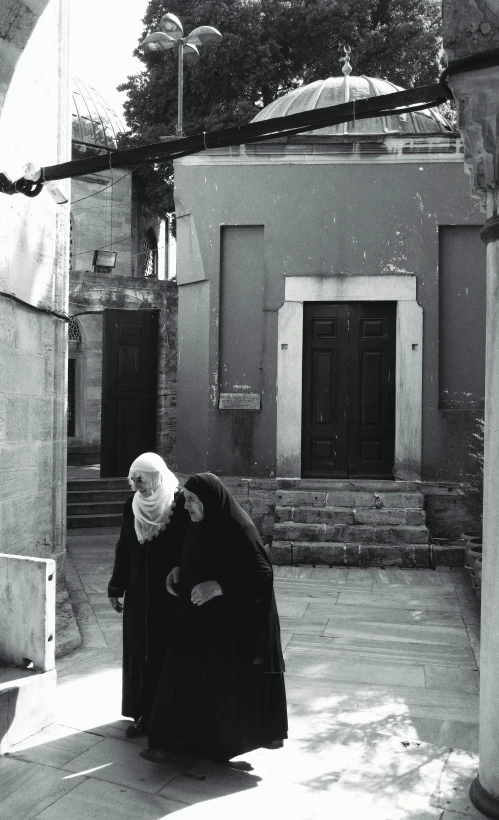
left=140, top=13, right=222, bottom=137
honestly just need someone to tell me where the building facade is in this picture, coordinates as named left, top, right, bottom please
left=67, top=80, right=177, bottom=473
left=173, top=72, right=485, bottom=533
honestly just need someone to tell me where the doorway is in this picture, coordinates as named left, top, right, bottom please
left=100, top=309, right=158, bottom=477
left=301, top=302, right=396, bottom=478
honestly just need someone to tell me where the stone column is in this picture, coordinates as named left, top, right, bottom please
left=443, top=3, right=499, bottom=816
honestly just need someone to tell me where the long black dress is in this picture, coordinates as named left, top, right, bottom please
left=108, top=492, right=186, bottom=724
left=148, top=473, right=288, bottom=760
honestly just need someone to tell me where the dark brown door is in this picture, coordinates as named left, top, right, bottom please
left=101, top=309, right=158, bottom=477
left=302, top=302, right=395, bottom=478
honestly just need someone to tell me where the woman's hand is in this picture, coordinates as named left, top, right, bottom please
left=191, top=580, right=223, bottom=606
left=167, top=566, right=181, bottom=596
left=109, top=596, right=123, bottom=613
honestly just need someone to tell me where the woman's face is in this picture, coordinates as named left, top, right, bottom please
left=184, top=489, right=204, bottom=522
left=130, top=473, right=153, bottom=497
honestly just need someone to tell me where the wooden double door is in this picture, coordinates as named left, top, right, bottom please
left=302, top=302, right=396, bottom=478
left=101, top=309, right=158, bottom=477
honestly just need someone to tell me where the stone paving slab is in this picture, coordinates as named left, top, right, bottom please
left=0, top=528, right=482, bottom=820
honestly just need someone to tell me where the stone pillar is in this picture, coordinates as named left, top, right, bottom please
left=443, top=3, right=499, bottom=816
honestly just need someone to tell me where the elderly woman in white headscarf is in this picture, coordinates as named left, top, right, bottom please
left=108, top=453, right=187, bottom=739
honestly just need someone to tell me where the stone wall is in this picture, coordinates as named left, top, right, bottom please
left=0, top=0, right=70, bottom=581
left=181, top=476, right=478, bottom=545
left=68, top=272, right=178, bottom=467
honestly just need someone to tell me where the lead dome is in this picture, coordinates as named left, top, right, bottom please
left=252, top=73, right=451, bottom=136
left=72, top=77, right=125, bottom=152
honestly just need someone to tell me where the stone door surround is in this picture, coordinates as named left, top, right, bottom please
left=276, top=274, right=423, bottom=480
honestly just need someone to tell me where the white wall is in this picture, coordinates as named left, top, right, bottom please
left=0, top=0, right=71, bottom=578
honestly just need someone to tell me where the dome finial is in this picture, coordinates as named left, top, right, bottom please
left=341, top=46, right=352, bottom=76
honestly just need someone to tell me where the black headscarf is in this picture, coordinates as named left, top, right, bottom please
left=184, top=472, right=268, bottom=551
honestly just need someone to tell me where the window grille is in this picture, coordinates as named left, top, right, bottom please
left=68, top=317, right=82, bottom=343
left=68, top=358, right=76, bottom=437
left=140, top=229, right=158, bottom=279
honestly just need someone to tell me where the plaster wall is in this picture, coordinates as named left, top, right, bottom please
left=174, top=137, right=485, bottom=480
left=72, top=171, right=133, bottom=276
left=0, top=0, right=70, bottom=573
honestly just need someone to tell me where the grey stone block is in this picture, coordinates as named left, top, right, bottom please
left=276, top=491, right=326, bottom=507
left=294, top=507, right=354, bottom=525
left=353, top=509, right=407, bottom=525
left=269, top=542, right=292, bottom=564
left=431, top=544, right=466, bottom=566
left=374, top=525, right=429, bottom=544
left=339, top=525, right=377, bottom=543
left=325, top=492, right=357, bottom=507
left=376, top=493, right=424, bottom=509
left=273, top=523, right=327, bottom=542
left=406, top=509, right=426, bottom=526
left=292, top=543, right=350, bottom=565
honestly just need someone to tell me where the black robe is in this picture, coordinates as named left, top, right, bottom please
left=108, top=491, right=186, bottom=723
left=148, top=473, right=288, bottom=760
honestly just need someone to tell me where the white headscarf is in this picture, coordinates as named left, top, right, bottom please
left=129, top=453, right=179, bottom=544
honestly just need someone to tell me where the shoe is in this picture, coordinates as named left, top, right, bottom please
left=139, top=747, right=172, bottom=763
left=125, top=718, right=148, bottom=739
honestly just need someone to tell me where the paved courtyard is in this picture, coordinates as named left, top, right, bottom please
left=1, top=527, right=484, bottom=820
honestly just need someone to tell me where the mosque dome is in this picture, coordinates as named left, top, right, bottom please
left=252, top=55, right=451, bottom=136
left=71, top=77, right=125, bottom=153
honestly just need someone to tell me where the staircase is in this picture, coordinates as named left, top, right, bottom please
left=271, top=480, right=430, bottom=567
left=67, top=478, right=131, bottom=528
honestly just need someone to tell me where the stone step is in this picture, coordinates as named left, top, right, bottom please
left=276, top=479, right=421, bottom=492
left=275, top=506, right=425, bottom=526
left=270, top=540, right=431, bottom=567
left=276, top=490, right=424, bottom=510
left=273, top=522, right=429, bottom=545
left=67, top=489, right=132, bottom=503
left=270, top=540, right=464, bottom=568
left=68, top=500, right=125, bottom=516
left=67, top=513, right=123, bottom=528
left=68, top=478, right=130, bottom=492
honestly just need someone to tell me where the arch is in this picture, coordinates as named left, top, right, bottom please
left=0, top=2, right=52, bottom=114
left=68, top=316, right=82, bottom=343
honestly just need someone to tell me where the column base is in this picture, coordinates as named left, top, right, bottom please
left=470, top=777, right=499, bottom=819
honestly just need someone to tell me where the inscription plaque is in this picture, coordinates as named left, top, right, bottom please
left=218, top=393, right=261, bottom=410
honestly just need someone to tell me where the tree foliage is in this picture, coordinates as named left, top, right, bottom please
left=119, top=0, right=444, bottom=215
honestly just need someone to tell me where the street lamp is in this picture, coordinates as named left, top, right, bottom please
left=140, top=13, right=222, bottom=137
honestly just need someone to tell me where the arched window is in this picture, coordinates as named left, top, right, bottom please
left=68, top=316, right=82, bottom=343
left=140, top=229, right=158, bottom=279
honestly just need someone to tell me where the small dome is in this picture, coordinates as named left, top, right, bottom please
left=252, top=75, right=452, bottom=136
left=72, top=77, right=125, bottom=150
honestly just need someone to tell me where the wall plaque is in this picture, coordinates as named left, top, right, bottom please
left=218, top=393, right=261, bottom=410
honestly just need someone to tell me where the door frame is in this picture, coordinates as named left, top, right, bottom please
left=277, top=275, right=423, bottom=480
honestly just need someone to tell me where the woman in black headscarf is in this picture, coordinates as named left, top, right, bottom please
left=108, top=453, right=187, bottom=739
left=140, top=472, right=288, bottom=763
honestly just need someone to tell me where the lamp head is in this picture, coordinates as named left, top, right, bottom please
left=185, top=26, right=222, bottom=48
left=183, top=43, right=200, bottom=65
left=140, top=31, right=176, bottom=52
left=159, top=13, right=183, bottom=39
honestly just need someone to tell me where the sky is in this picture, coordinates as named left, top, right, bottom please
left=70, top=0, right=150, bottom=121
